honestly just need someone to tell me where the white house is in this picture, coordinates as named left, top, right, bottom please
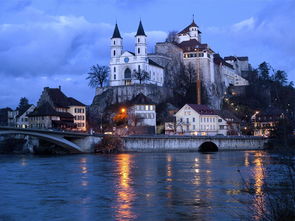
left=128, top=93, right=156, bottom=132
left=16, top=104, right=35, bottom=128
left=109, top=21, right=164, bottom=87
left=175, top=104, right=228, bottom=136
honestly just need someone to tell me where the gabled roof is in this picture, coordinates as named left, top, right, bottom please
left=148, top=59, right=164, bottom=69
left=44, top=87, right=85, bottom=108
left=28, top=102, right=74, bottom=118
left=178, top=20, right=201, bottom=35
left=176, top=39, right=209, bottom=52
left=187, top=104, right=216, bottom=115
left=135, top=20, right=146, bottom=36
left=17, top=104, right=35, bottom=118
left=130, top=93, right=154, bottom=105
left=215, top=110, right=241, bottom=123
left=111, top=23, right=122, bottom=39
left=68, top=97, right=85, bottom=106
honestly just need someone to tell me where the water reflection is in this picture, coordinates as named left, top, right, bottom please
left=115, top=154, right=136, bottom=220
left=252, top=152, right=266, bottom=220
left=79, top=157, right=89, bottom=187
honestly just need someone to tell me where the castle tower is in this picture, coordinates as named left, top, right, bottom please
left=111, top=23, right=123, bottom=58
left=135, top=20, right=147, bottom=57
left=188, top=19, right=200, bottom=41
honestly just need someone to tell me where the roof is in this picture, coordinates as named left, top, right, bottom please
left=28, top=102, right=74, bottom=118
left=111, top=23, right=122, bottom=39
left=28, top=102, right=60, bottom=117
left=130, top=93, right=155, bottom=105
left=224, top=56, right=249, bottom=61
left=176, top=39, right=209, bottom=52
left=178, top=20, right=201, bottom=35
left=44, top=87, right=85, bottom=108
left=214, top=54, right=234, bottom=69
left=135, top=20, right=146, bottom=36
left=148, top=59, right=164, bottom=69
left=187, top=104, right=216, bottom=115
left=67, top=97, right=85, bottom=106
left=127, top=51, right=135, bottom=56
left=215, top=110, right=241, bottom=123
left=17, top=104, right=34, bottom=118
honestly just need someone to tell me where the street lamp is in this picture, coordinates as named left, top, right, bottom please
left=121, top=108, right=126, bottom=114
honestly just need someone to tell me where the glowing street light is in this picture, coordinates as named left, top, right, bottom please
left=121, top=108, right=126, bottom=113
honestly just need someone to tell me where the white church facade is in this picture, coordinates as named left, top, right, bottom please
left=109, top=21, right=164, bottom=87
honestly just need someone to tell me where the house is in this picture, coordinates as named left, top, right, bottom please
left=109, top=21, right=164, bottom=86
left=216, top=110, right=241, bottom=135
left=7, top=109, right=18, bottom=127
left=128, top=93, right=156, bottom=134
left=251, top=107, right=284, bottom=137
left=16, top=104, right=35, bottom=128
left=175, top=104, right=228, bottom=136
left=28, top=87, right=86, bottom=131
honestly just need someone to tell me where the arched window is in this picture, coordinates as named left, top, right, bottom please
left=113, top=50, right=116, bottom=56
left=138, top=48, right=140, bottom=54
left=138, top=38, right=140, bottom=43
left=124, top=68, right=131, bottom=79
left=113, top=40, right=116, bottom=45
left=114, top=74, right=116, bottom=80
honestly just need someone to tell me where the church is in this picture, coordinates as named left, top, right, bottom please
left=109, top=21, right=164, bottom=87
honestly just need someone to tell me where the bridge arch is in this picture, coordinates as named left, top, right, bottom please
left=0, top=130, right=82, bottom=153
left=199, top=141, right=218, bottom=152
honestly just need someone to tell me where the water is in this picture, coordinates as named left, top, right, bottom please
left=0, top=151, right=279, bottom=221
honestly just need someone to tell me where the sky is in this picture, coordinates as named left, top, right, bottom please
left=0, top=0, right=294, bottom=108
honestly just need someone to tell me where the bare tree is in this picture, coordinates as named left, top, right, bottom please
left=165, top=31, right=178, bottom=43
left=133, top=70, right=150, bottom=84
left=86, top=65, right=109, bottom=88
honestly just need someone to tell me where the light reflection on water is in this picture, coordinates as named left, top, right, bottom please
left=0, top=151, right=277, bottom=221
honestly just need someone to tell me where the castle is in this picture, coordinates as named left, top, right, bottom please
left=98, top=19, right=250, bottom=109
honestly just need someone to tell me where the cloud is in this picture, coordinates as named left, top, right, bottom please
left=205, top=0, right=295, bottom=80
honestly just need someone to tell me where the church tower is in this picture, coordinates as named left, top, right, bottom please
left=135, top=20, right=147, bottom=57
left=111, top=23, right=123, bottom=58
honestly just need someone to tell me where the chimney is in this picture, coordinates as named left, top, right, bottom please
left=58, top=85, right=61, bottom=91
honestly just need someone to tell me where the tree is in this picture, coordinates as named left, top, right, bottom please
left=17, top=97, right=30, bottom=113
left=165, top=31, right=178, bottom=43
left=274, top=70, right=288, bottom=86
left=133, top=70, right=150, bottom=84
left=86, top=65, right=109, bottom=88
left=258, top=62, right=272, bottom=81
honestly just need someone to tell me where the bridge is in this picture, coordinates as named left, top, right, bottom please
left=0, top=127, right=103, bottom=153
left=123, top=135, right=267, bottom=152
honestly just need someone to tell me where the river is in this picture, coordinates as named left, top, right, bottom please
left=0, top=151, right=282, bottom=221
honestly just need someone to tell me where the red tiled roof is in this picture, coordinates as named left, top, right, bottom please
left=176, top=39, right=209, bottom=52
left=187, top=104, right=216, bottom=115
left=178, top=20, right=201, bottom=35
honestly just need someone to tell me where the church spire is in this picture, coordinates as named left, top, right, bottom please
left=112, top=23, right=122, bottom=39
left=135, top=20, right=146, bottom=36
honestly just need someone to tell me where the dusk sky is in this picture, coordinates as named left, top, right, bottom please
left=0, top=0, right=294, bottom=108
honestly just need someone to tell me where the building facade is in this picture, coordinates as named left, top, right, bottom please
left=16, top=104, right=35, bottom=128
left=28, top=87, right=86, bottom=131
left=175, top=104, right=228, bottom=136
left=109, top=21, right=164, bottom=87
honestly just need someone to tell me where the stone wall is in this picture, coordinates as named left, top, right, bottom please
left=93, top=84, right=173, bottom=110
left=123, top=135, right=267, bottom=151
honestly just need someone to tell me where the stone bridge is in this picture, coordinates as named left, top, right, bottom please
left=0, top=127, right=103, bottom=153
left=123, top=135, right=267, bottom=152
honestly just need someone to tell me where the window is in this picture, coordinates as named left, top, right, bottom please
left=193, top=118, right=195, bottom=122
left=138, top=38, right=140, bottom=43
left=187, top=118, right=189, bottom=123
left=138, top=65, right=141, bottom=72
left=145, top=105, right=149, bottom=111
left=113, top=50, right=116, bottom=56
left=114, top=74, right=116, bottom=80
left=113, top=40, right=115, bottom=45
left=138, top=48, right=140, bottom=54
left=180, top=118, right=183, bottom=122
left=114, top=67, right=116, bottom=72
left=193, top=125, right=195, bottom=130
